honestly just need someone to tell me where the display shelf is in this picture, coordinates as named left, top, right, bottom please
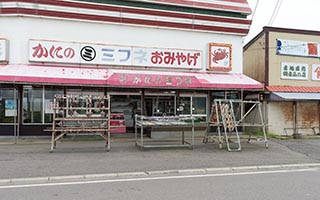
left=134, top=115, right=195, bottom=150
left=50, top=95, right=110, bottom=152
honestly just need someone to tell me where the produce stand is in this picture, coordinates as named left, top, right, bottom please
left=50, top=95, right=110, bottom=152
left=135, top=115, right=195, bottom=150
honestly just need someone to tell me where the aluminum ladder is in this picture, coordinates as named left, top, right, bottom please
left=216, top=99, right=241, bottom=152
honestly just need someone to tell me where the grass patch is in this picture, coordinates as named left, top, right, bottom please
left=243, top=131, right=281, bottom=139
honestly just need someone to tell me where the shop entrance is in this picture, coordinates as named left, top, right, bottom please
left=145, top=95, right=176, bottom=117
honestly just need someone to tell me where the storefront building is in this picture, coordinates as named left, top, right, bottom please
left=244, top=26, right=320, bottom=136
left=0, top=0, right=262, bottom=137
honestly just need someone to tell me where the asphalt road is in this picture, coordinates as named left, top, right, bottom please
left=1, top=166, right=320, bottom=200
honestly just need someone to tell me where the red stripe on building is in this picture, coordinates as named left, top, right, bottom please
left=0, top=1, right=251, bottom=26
left=0, top=8, right=249, bottom=34
left=144, top=0, right=251, bottom=13
left=267, top=86, right=320, bottom=93
left=1, top=0, right=252, bottom=14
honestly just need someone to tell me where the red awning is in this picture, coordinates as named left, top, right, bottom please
left=106, top=69, right=263, bottom=89
left=0, top=64, right=263, bottom=89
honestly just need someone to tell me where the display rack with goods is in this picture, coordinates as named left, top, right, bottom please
left=50, top=95, right=110, bottom=152
left=135, top=115, right=195, bottom=150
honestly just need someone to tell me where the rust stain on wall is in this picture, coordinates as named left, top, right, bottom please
left=280, top=102, right=293, bottom=123
left=299, top=103, right=318, bottom=127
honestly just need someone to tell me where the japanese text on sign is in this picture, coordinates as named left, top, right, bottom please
left=118, top=74, right=193, bottom=86
left=312, top=64, right=320, bottom=81
left=29, top=40, right=202, bottom=69
left=281, top=62, right=308, bottom=80
left=277, top=39, right=320, bottom=57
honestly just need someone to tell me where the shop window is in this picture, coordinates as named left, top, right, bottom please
left=192, top=97, right=207, bottom=122
left=66, top=87, right=104, bottom=116
left=0, top=86, right=18, bottom=123
left=178, top=97, right=191, bottom=115
left=66, top=87, right=104, bottom=97
left=150, top=96, right=175, bottom=116
left=211, top=91, right=242, bottom=121
left=212, top=91, right=240, bottom=100
left=178, top=96, right=207, bottom=122
left=23, top=86, right=43, bottom=123
left=212, top=91, right=225, bottom=100
left=44, top=87, right=63, bottom=123
left=110, top=95, right=141, bottom=128
left=193, top=97, right=206, bottom=114
left=226, top=91, right=241, bottom=121
left=226, top=91, right=240, bottom=99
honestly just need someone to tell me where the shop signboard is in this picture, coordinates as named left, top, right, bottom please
left=108, top=73, right=201, bottom=88
left=208, top=43, right=232, bottom=71
left=312, top=64, right=320, bottom=81
left=280, top=62, right=308, bottom=80
left=29, top=40, right=202, bottom=69
left=0, top=39, right=8, bottom=62
left=277, top=39, right=319, bottom=57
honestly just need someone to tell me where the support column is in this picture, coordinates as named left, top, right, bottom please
left=141, top=89, right=145, bottom=115
left=318, top=101, right=320, bottom=133
left=292, top=101, right=300, bottom=138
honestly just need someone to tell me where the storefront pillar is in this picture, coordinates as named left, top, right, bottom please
left=141, top=89, right=145, bottom=115
left=292, top=101, right=300, bottom=138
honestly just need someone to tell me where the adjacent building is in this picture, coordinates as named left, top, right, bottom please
left=244, top=26, right=320, bottom=136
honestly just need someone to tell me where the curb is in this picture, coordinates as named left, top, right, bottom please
left=1, top=163, right=320, bottom=185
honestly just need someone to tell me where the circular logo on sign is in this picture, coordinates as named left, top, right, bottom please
left=80, top=46, right=96, bottom=61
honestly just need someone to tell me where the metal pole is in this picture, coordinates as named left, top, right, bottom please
left=293, top=101, right=298, bottom=138
left=17, top=85, right=22, bottom=141
left=141, top=89, right=145, bottom=115
left=13, top=85, right=17, bottom=143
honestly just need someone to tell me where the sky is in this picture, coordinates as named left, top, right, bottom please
left=244, top=0, right=320, bottom=44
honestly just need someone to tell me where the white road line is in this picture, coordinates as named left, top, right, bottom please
left=0, top=168, right=318, bottom=190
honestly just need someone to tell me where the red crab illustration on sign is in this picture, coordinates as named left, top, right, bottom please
left=212, top=48, right=228, bottom=63
left=208, top=43, right=232, bottom=71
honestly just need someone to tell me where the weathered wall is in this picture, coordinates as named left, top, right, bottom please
left=268, top=31, right=320, bottom=87
left=268, top=101, right=294, bottom=135
left=0, top=17, right=244, bottom=73
left=243, top=33, right=266, bottom=83
left=268, top=101, right=319, bottom=135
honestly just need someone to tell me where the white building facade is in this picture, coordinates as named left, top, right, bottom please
left=0, top=0, right=262, bottom=136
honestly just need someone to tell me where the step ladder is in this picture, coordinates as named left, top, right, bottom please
left=203, top=103, right=223, bottom=148
left=204, top=99, right=268, bottom=151
left=217, top=99, right=241, bottom=152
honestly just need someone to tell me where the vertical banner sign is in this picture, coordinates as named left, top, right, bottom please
left=208, top=43, right=232, bottom=71
left=0, top=39, right=9, bottom=62
left=281, top=62, right=308, bottom=80
left=312, top=64, right=320, bottom=81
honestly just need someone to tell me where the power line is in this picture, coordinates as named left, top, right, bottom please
left=250, top=0, right=260, bottom=21
left=268, top=0, right=283, bottom=25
